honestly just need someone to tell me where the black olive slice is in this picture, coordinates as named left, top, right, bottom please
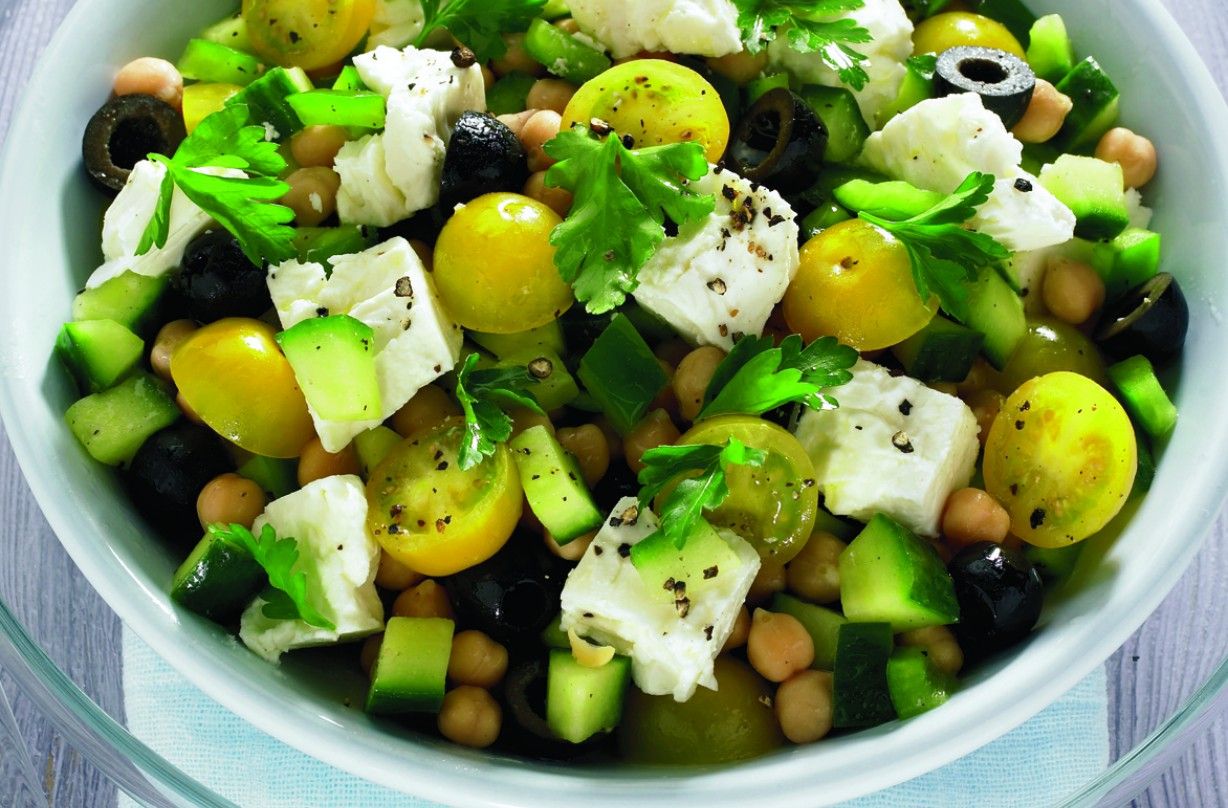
left=1096, top=272, right=1189, bottom=365
left=439, top=111, right=528, bottom=211
left=82, top=95, right=187, bottom=194
left=726, top=88, right=827, bottom=194
left=172, top=229, right=272, bottom=322
left=934, top=46, right=1036, bottom=129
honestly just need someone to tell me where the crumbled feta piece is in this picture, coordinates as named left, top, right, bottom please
left=560, top=498, right=760, bottom=701
left=239, top=476, right=384, bottom=663
left=768, top=0, right=913, bottom=123
left=632, top=166, right=799, bottom=349
left=367, top=0, right=425, bottom=50
left=794, top=360, right=979, bottom=537
left=1006, top=247, right=1054, bottom=314
left=569, top=0, right=741, bottom=58
left=335, top=46, right=484, bottom=227
left=267, top=237, right=463, bottom=451
left=1126, top=188, right=1153, bottom=229
left=972, top=172, right=1078, bottom=253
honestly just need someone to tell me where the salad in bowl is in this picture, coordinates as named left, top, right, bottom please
left=52, top=0, right=1187, bottom=766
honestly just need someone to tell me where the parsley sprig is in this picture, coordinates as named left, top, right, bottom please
left=207, top=522, right=335, bottom=629
left=637, top=439, right=767, bottom=549
left=137, top=104, right=296, bottom=265
left=734, top=0, right=872, bottom=90
left=454, top=352, right=544, bottom=471
left=700, top=334, right=858, bottom=420
left=544, top=125, right=716, bottom=314
left=414, top=0, right=548, bottom=61
left=859, top=171, right=1010, bottom=322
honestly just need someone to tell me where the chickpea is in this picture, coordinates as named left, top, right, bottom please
left=747, top=559, right=787, bottom=604
left=510, top=406, right=555, bottom=439
left=113, top=57, right=184, bottom=109
left=1043, top=257, right=1105, bottom=326
left=654, top=339, right=692, bottom=368
left=545, top=528, right=596, bottom=562
left=898, top=626, right=964, bottom=676
left=747, top=609, right=814, bottom=683
left=722, top=605, right=751, bottom=652
left=956, top=358, right=996, bottom=397
left=408, top=239, right=434, bottom=271
left=966, top=389, right=1005, bottom=447
left=438, top=686, right=502, bottom=748
left=390, top=385, right=461, bottom=438
left=706, top=50, right=770, bottom=85
left=554, top=18, right=581, bottom=35
left=519, top=110, right=562, bottom=173
left=786, top=531, right=846, bottom=604
left=556, top=424, right=610, bottom=486
left=491, top=33, right=543, bottom=76
left=481, top=65, right=496, bottom=91
left=280, top=167, right=341, bottom=228
left=290, top=125, right=348, bottom=168
left=150, top=319, right=197, bottom=382
left=374, top=550, right=424, bottom=591
left=775, top=670, right=834, bottom=744
left=176, top=391, right=204, bottom=424
left=297, top=436, right=361, bottom=486
left=523, top=171, right=573, bottom=217
left=624, top=409, right=680, bottom=474
left=941, top=488, right=1011, bottom=547
left=929, top=381, right=959, bottom=397
left=448, top=630, right=509, bottom=688
left=392, top=579, right=455, bottom=620
left=497, top=109, right=539, bottom=137
left=1095, top=127, right=1158, bottom=189
left=196, top=473, right=266, bottom=531
left=1010, top=79, right=1073, bottom=144
left=651, top=358, right=680, bottom=417
left=360, top=633, right=383, bottom=677
left=673, top=346, right=726, bottom=422
left=526, top=78, right=578, bottom=115
left=593, top=416, right=623, bottom=459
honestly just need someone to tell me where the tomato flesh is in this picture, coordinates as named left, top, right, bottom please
left=243, top=0, right=376, bottom=71
left=912, top=12, right=1026, bottom=58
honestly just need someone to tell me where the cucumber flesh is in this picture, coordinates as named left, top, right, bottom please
left=292, top=225, right=377, bottom=264
left=366, top=617, right=455, bottom=715
left=277, top=314, right=382, bottom=422
left=72, top=271, right=168, bottom=335
left=801, top=85, right=869, bottom=164
left=470, top=320, right=565, bottom=360
left=353, top=426, right=403, bottom=478
left=225, top=66, right=314, bottom=139
left=177, top=38, right=263, bottom=86
left=1107, top=355, right=1177, bottom=438
left=486, top=73, right=536, bottom=116
left=236, top=455, right=298, bottom=499
left=200, top=14, right=252, bottom=53
left=1053, top=57, right=1120, bottom=153
left=832, top=179, right=944, bottom=220
left=892, top=315, right=984, bottom=382
left=812, top=506, right=860, bottom=542
left=631, top=521, right=747, bottom=603
left=65, top=374, right=180, bottom=466
left=541, top=613, right=570, bottom=649
left=55, top=319, right=145, bottom=393
left=523, top=17, right=612, bottom=85
left=1105, top=228, right=1161, bottom=300
left=746, top=72, right=791, bottom=105
left=497, top=349, right=579, bottom=411
left=964, top=265, right=1027, bottom=370
left=832, top=622, right=895, bottom=728
left=509, top=425, right=603, bottom=542
left=876, top=55, right=936, bottom=127
left=771, top=592, right=847, bottom=670
left=172, top=531, right=265, bottom=622
left=1039, top=155, right=1129, bottom=240
left=800, top=202, right=852, bottom=239
left=547, top=649, right=631, bottom=743
left=1026, top=14, right=1075, bottom=82
left=886, top=646, right=956, bottom=719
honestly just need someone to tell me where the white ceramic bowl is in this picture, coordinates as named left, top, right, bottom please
left=1, top=1, right=1226, bottom=805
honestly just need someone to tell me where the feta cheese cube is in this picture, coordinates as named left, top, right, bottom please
left=568, top=0, right=741, bottom=58
left=268, top=236, right=463, bottom=451
left=632, top=166, right=799, bottom=350
left=367, top=0, right=425, bottom=50
left=560, top=498, right=760, bottom=701
left=239, top=475, right=384, bottom=663
left=793, top=360, right=979, bottom=537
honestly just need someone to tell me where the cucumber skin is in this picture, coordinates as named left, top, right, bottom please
left=172, top=532, right=265, bottom=622
left=65, top=374, right=181, bottom=467
left=801, top=86, right=869, bottom=164
left=55, top=319, right=145, bottom=394
left=1053, top=57, right=1120, bottom=153
left=1039, top=155, right=1129, bottom=241
left=71, top=271, right=169, bottom=336
left=892, top=316, right=984, bottom=382
left=1026, top=14, right=1075, bottom=83
left=509, top=425, right=603, bottom=543
left=886, top=647, right=956, bottom=720
left=833, top=622, right=895, bottom=728
left=366, top=617, right=455, bottom=715
left=547, top=650, right=631, bottom=744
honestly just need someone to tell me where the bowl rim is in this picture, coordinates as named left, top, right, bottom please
left=2, top=1, right=1227, bottom=805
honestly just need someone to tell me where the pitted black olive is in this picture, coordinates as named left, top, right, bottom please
left=934, top=46, right=1036, bottom=128
left=439, top=112, right=528, bottom=210
left=172, top=229, right=272, bottom=322
left=82, top=95, right=186, bottom=194
left=726, top=88, right=827, bottom=194
left=948, top=541, right=1044, bottom=658
left=127, top=422, right=231, bottom=545
left=1096, top=273, right=1189, bottom=365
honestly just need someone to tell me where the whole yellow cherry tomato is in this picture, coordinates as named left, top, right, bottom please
left=913, top=12, right=1026, bottom=58
left=243, top=0, right=376, bottom=71
left=434, top=193, right=573, bottom=334
left=172, top=318, right=315, bottom=458
left=366, top=419, right=523, bottom=576
left=562, top=60, right=730, bottom=162
left=783, top=219, right=936, bottom=351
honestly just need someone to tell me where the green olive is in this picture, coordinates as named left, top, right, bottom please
left=993, top=316, right=1109, bottom=396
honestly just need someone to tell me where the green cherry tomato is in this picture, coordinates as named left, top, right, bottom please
left=993, top=316, right=1109, bottom=397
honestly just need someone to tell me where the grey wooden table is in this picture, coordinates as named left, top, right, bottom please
left=1, top=1, right=1226, bottom=806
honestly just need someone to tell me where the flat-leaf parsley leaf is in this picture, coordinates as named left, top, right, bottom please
left=415, top=0, right=548, bottom=62
left=207, top=522, right=335, bottom=629
left=733, top=0, right=872, bottom=90
left=455, top=352, right=544, bottom=471
left=700, top=333, right=858, bottom=419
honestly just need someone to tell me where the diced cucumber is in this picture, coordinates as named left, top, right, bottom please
left=471, top=320, right=565, bottom=360
left=486, top=72, right=536, bottom=115
left=801, top=86, right=869, bottom=164
left=1020, top=142, right=1061, bottom=176
left=1039, top=155, right=1129, bottom=240
left=975, top=0, right=1037, bottom=46
left=833, top=179, right=944, bottom=220
left=541, top=0, right=571, bottom=18
left=577, top=315, right=669, bottom=434
left=839, top=514, right=959, bottom=632
left=620, top=301, right=678, bottom=345
left=886, top=646, right=956, bottom=720
left=964, top=265, right=1026, bottom=370
left=331, top=65, right=366, bottom=92
left=292, top=225, right=377, bottom=263
left=171, top=530, right=265, bottom=622
left=200, top=13, right=252, bottom=53
left=65, top=374, right=180, bottom=466
left=177, top=38, right=263, bottom=86
left=746, top=72, right=791, bottom=105
left=800, top=202, right=852, bottom=239
left=1104, top=228, right=1162, bottom=300
left=277, top=314, right=381, bottom=422
left=523, top=18, right=611, bottom=85
left=547, top=649, right=631, bottom=744
left=771, top=593, right=847, bottom=670
left=71, top=271, right=168, bottom=335
left=892, top=316, right=984, bottom=383
left=354, top=426, right=402, bottom=478
left=509, top=425, right=603, bottom=542
left=1132, top=430, right=1156, bottom=497
left=236, top=455, right=298, bottom=499
left=225, top=66, right=314, bottom=139
left=631, top=521, right=747, bottom=603
left=366, top=617, right=454, bottom=715
left=832, top=622, right=895, bottom=728
left=286, top=90, right=386, bottom=130
left=1053, top=57, right=1120, bottom=153
left=55, top=319, right=145, bottom=393
left=498, top=349, right=579, bottom=411
left=813, top=506, right=860, bottom=541
left=541, top=613, right=570, bottom=649
left=1107, top=356, right=1177, bottom=438
left=1026, top=14, right=1075, bottom=82
left=1024, top=543, right=1083, bottom=582
left=876, top=54, right=936, bottom=127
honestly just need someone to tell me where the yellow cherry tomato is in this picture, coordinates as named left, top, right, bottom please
left=172, top=318, right=315, bottom=458
left=913, top=12, right=1026, bottom=58
left=434, top=193, right=573, bottom=334
left=562, top=60, right=730, bottom=162
left=783, top=219, right=936, bottom=351
left=366, top=419, right=523, bottom=576
left=984, top=372, right=1137, bottom=548
left=182, top=83, right=242, bottom=134
left=243, top=0, right=376, bottom=71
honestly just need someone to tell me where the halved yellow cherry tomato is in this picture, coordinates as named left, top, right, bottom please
left=679, top=416, right=818, bottom=564
left=983, top=372, right=1137, bottom=548
left=562, top=60, right=730, bottom=162
left=912, top=12, right=1026, bottom=58
left=172, top=318, right=315, bottom=458
left=243, top=0, right=376, bottom=71
left=366, top=419, right=523, bottom=576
